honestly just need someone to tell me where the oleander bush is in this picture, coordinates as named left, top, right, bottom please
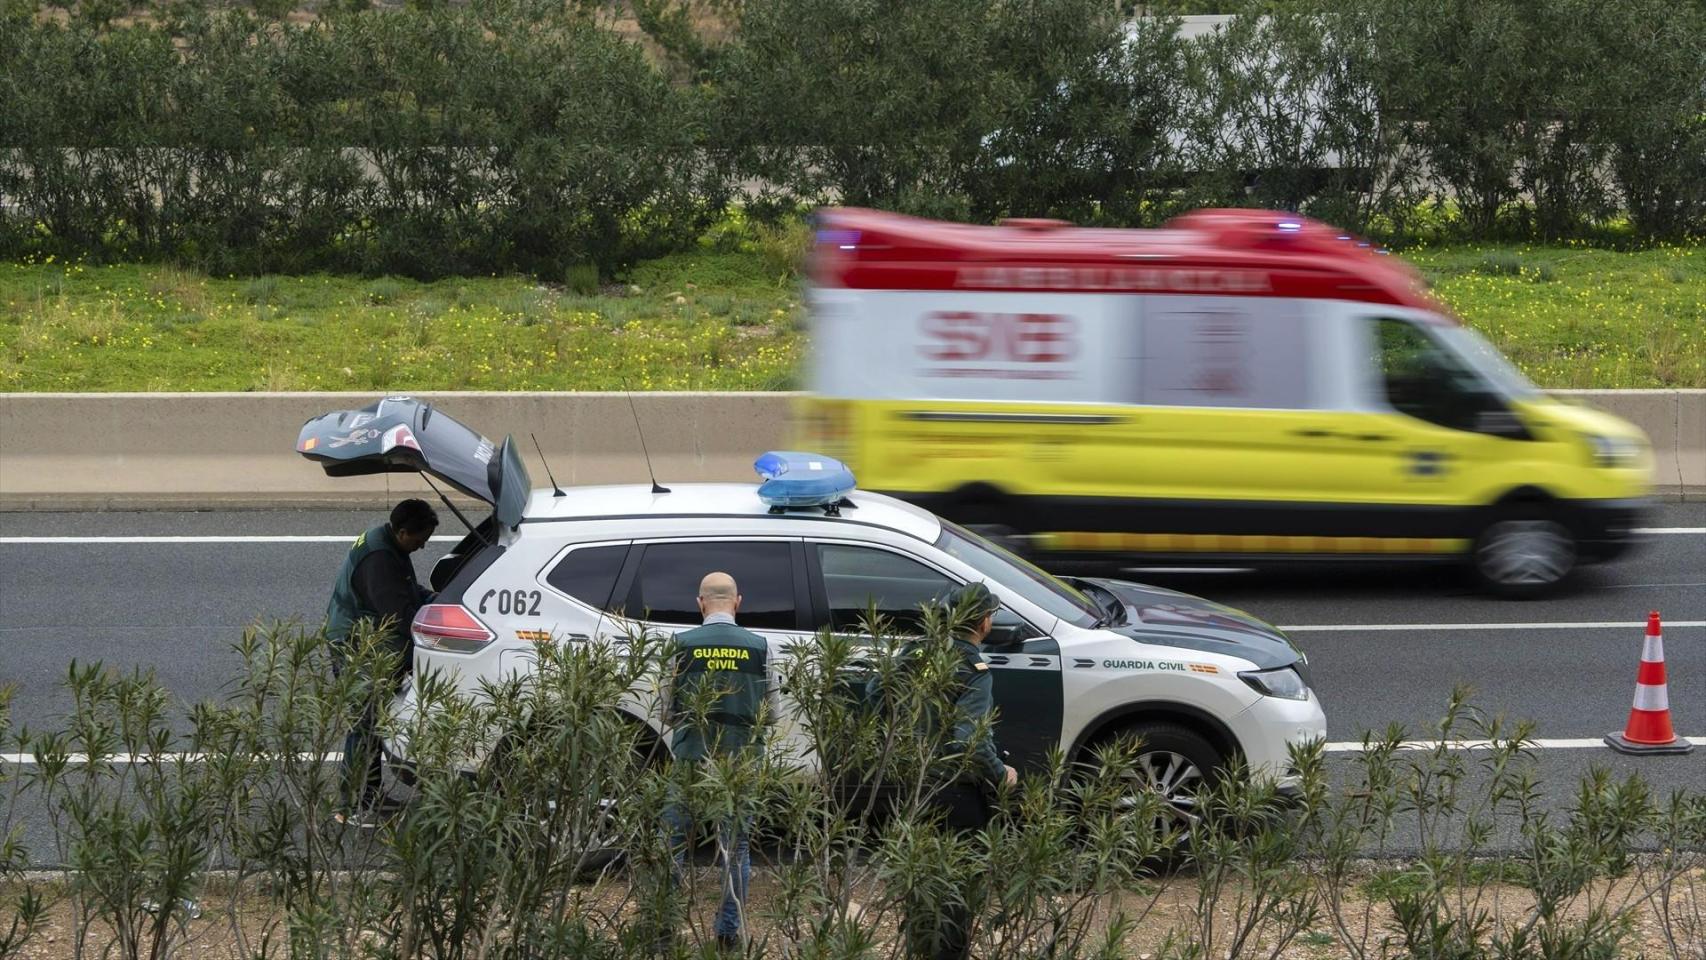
left=2, top=616, right=1704, bottom=959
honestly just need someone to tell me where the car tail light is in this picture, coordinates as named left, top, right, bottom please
left=413, top=604, right=494, bottom=654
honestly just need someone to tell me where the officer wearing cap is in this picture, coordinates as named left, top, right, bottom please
left=896, top=581, right=1017, bottom=960
left=936, top=581, right=1017, bottom=799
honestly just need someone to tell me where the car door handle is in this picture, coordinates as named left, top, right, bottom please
left=1290, top=428, right=1333, bottom=438
left=1354, top=434, right=1393, bottom=443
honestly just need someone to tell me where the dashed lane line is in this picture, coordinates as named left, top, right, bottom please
left=1320, top=737, right=1706, bottom=752
left=1283, top=620, right=1706, bottom=633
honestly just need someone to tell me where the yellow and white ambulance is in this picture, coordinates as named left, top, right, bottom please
left=797, top=208, right=1654, bottom=596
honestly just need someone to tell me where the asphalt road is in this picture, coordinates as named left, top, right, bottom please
left=3, top=504, right=1703, bottom=862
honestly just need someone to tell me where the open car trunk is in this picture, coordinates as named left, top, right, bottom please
left=296, top=396, right=532, bottom=531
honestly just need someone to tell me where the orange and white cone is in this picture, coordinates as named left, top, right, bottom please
left=1605, top=611, right=1694, bottom=755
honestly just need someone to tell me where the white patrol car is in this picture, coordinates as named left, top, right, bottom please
left=299, top=398, right=1327, bottom=807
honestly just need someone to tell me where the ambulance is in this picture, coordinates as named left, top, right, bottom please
left=798, top=208, right=1654, bottom=596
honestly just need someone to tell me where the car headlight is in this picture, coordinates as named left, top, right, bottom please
left=1238, top=666, right=1310, bottom=701
left=1585, top=434, right=1641, bottom=468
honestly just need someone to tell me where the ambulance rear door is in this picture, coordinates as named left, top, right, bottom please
left=813, top=287, right=1137, bottom=498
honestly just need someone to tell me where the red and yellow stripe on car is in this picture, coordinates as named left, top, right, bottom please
left=1035, top=532, right=1469, bottom=554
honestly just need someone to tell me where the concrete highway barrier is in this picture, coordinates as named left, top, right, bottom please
left=0, top=390, right=1700, bottom=509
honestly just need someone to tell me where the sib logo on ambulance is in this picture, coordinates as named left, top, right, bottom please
left=918, top=311, right=1079, bottom=380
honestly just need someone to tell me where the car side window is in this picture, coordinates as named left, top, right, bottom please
left=816, top=544, right=956, bottom=634
left=1370, top=318, right=1501, bottom=431
left=543, top=543, right=629, bottom=610
left=616, top=541, right=797, bottom=631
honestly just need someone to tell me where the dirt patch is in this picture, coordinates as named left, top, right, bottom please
left=9, top=866, right=1703, bottom=959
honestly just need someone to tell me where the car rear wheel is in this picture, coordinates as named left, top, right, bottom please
left=1473, top=513, right=1576, bottom=598
left=483, top=727, right=662, bottom=879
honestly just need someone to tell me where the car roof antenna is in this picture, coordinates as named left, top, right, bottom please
left=624, top=388, right=670, bottom=495
left=420, top=474, right=491, bottom=547
left=531, top=433, right=567, bottom=498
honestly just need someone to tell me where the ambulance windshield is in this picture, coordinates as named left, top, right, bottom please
left=1433, top=324, right=1541, bottom=399
left=936, top=521, right=1101, bottom=628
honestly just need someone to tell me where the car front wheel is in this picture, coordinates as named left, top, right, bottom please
left=1093, top=721, right=1224, bottom=841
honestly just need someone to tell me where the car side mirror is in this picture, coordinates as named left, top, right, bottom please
left=985, top=619, right=1042, bottom=652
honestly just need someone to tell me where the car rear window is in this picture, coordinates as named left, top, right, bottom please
left=616, top=540, right=797, bottom=631
left=544, top=543, right=629, bottom=610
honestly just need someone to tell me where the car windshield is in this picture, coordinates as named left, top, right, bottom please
left=1432, top=324, right=1541, bottom=399
left=934, top=521, right=1101, bottom=628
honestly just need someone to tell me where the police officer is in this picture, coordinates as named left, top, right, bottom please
left=662, top=571, right=770, bottom=950
left=900, top=581, right=1016, bottom=960
left=324, top=498, right=437, bottom=826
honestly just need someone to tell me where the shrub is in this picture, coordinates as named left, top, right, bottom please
left=0, top=687, right=44, bottom=959
left=1478, top=252, right=1525, bottom=277
left=1596, top=0, right=1706, bottom=241
left=241, top=275, right=281, bottom=305
left=12, top=611, right=1706, bottom=960
left=565, top=262, right=600, bottom=296
left=365, top=277, right=404, bottom=305
left=0, top=6, right=720, bottom=277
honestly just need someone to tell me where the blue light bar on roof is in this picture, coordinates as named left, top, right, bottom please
left=754, top=451, right=856, bottom=508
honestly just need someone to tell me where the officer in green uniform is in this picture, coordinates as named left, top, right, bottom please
left=896, top=581, right=1016, bottom=960
left=662, top=571, right=770, bottom=950
left=323, top=498, right=437, bottom=826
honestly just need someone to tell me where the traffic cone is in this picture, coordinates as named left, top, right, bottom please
left=1605, top=611, right=1694, bottom=755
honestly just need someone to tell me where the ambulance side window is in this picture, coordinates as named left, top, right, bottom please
left=1136, top=299, right=1313, bottom=409
left=1370, top=318, right=1503, bottom=431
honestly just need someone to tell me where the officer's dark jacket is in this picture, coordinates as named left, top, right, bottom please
left=325, top=524, right=428, bottom=672
left=875, top=635, right=1006, bottom=789
left=667, top=620, right=770, bottom=762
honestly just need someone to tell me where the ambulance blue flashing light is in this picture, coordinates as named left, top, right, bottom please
left=754, top=451, right=857, bottom=509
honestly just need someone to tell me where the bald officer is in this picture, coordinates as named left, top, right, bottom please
left=662, top=571, right=770, bottom=950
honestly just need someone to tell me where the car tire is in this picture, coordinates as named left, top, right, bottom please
left=1472, top=510, right=1577, bottom=599
left=1090, top=721, right=1225, bottom=842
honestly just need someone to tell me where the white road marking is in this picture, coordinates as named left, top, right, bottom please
left=0, top=536, right=351, bottom=544
left=1322, top=737, right=1705, bottom=752
left=1, top=752, right=342, bottom=764
left=4, top=525, right=1695, bottom=545
left=7, top=740, right=1703, bottom=764
left=1283, top=620, right=1706, bottom=633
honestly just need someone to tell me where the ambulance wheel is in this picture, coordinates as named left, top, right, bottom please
left=1472, top=512, right=1576, bottom=598
left=1096, top=721, right=1223, bottom=840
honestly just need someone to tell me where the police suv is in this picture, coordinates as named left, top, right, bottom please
left=299, top=398, right=1327, bottom=808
